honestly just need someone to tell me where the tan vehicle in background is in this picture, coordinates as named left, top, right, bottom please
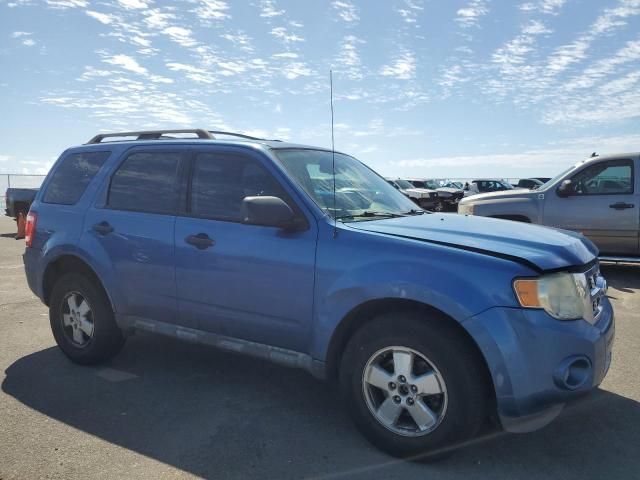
left=458, top=153, right=640, bottom=261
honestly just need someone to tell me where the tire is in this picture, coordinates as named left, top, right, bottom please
left=49, top=272, right=125, bottom=365
left=339, top=311, right=488, bottom=459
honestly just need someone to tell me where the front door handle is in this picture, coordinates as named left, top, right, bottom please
left=609, top=202, right=634, bottom=210
left=92, top=221, right=114, bottom=235
left=185, top=233, right=215, bottom=250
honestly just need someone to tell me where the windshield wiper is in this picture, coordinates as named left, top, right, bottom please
left=404, top=209, right=425, bottom=215
left=336, top=211, right=407, bottom=221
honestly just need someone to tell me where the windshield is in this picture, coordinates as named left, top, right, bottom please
left=539, top=165, right=578, bottom=190
left=275, top=149, right=420, bottom=220
left=394, top=179, right=414, bottom=189
left=423, top=179, right=440, bottom=189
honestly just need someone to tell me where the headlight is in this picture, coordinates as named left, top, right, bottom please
left=459, top=203, right=474, bottom=215
left=513, top=272, right=588, bottom=320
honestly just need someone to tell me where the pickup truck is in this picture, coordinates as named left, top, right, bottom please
left=4, top=188, right=39, bottom=218
left=458, top=153, right=640, bottom=261
left=23, top=129, right=614, bottom=458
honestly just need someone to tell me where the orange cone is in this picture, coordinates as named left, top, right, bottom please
left=15, top=212, right=26, bottom=240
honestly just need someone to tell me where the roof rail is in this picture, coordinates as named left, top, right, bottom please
left=86, top=129, right=214, bottom=144
left=208, top=131, right=277, bottom=141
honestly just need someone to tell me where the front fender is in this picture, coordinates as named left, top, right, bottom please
left=472, top=196, right=540, bottom=222
left=309, top=223, right=531, bottom=361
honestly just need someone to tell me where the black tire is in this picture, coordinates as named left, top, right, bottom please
left=49, top=272, right=125, bottom=365
left=339, top=311, right=488, bottom=459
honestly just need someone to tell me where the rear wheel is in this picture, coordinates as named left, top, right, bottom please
left=49, top=273, right=125, bottom=365
left=339, top=312, right=487, bottom=458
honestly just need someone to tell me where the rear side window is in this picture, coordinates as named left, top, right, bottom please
left=43, top=151, right=110, bottom=205
left=108, top=152, right=182, bottom=214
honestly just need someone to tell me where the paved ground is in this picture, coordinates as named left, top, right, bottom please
left=0, top=215, right=638, bottom=480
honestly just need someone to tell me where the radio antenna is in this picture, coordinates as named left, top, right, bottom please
left=330, top=70, right=337, bottom=238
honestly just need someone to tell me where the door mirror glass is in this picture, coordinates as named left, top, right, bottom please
left=557, top=179, right=573, bottom=197
left=242, top=196, right=296, bottom=229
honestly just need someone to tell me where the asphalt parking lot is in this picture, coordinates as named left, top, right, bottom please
left=0, top=215, right=639, bottom=480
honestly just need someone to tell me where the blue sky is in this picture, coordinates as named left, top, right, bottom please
left=1, top=0, right=639, bottom=179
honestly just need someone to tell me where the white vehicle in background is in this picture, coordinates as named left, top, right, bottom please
left=386, top=178, right=440, bottom=210
left=406, top=178, right=464, bottom=210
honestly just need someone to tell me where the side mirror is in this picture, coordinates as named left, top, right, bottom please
left=242, top=196, right=296, bottom=229
left=557, top=179, right=573, bottom=197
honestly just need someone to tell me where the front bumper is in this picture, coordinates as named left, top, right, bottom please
left=463, top=297, right=615, bottom=432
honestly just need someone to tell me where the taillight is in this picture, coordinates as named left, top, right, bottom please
left=25, top=211, right=37, bottom=248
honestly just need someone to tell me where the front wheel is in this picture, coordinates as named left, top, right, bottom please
left=339, top=312, right=488, bottom=458
left=49, top=273, right=125, bottom=365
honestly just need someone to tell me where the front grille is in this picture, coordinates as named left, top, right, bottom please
left=582, top=263, right=606, bottom=324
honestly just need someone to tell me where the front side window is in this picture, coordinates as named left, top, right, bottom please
left=275, top=149, right=418, bottom=220
left=43, top=151, right=110, bottom=205
left=190, top=152, right=289, bottom=222
left=108, top=151, right=182, bottom=214
left=571, top=160, right=633, bottom=195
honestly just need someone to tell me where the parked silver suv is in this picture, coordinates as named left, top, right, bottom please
left=458, top=153, right=639, bottom=260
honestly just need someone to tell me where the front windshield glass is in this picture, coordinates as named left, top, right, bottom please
left=499, top=181, right=514, bottom=189
left=539, top=164, right=579, bottom=190
left=424, top=180, right=440, bottom=189
left=395, top=179, right=414, bottom=189
left=275, top=149, right=420, bottom=220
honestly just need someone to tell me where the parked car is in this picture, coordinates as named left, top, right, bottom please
left=441, top=180, right=464, bottom=190
left=458, top=152, right=640, bottom=260
left=406, top=178, right=464, bottom=210
left=24, top=129, right=614, bottom=458
left=464, top=179, right=515, bottom=196
left=386, top=178, right=439, bottom=210
left=512, top=178, right=544, bottom=190
left=4, top=187, right=39, bottom=219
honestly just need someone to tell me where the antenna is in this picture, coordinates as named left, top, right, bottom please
left=330, top=70, right=338, bottom=238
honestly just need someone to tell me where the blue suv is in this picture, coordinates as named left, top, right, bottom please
left=23, top=129, right=615, bottom=458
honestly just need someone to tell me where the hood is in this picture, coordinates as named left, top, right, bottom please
left=436, top=187, right=461, bottom=195
left=347, top=213, right=597, bottom=272
left=460, top=189, right=533, bottom=203
left=403, top=187, right=436, bottom=196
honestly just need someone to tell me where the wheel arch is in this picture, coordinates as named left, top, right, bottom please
left=325, top=298, right=495, bottom=412
left=42, top=254, right=114, bottom=312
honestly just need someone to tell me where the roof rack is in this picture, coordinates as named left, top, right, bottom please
left=86, top=129, right=214, bottom=144
left=86, top=129, right=281, bottom=144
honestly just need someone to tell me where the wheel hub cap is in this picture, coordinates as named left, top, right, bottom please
left=61, top=292, right=94, bottom=347
left=362, top=346, right=447, bottom=437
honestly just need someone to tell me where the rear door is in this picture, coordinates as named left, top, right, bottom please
left=82, top=147, right=185, bottom=326
left=542, top=158, right=638, bottom=255
left=174, top=147, right=317, bottom=351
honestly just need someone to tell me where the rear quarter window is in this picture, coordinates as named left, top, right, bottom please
left=43, top=151, right=110, bottom=205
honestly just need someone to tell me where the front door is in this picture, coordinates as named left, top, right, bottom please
left=174, top=148, right=317, bottom=352
left=542, top=158, right=638, bottom=255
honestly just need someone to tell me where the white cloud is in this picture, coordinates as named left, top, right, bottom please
left=334, top=35, right=365, bottom=79
left=117, top=0, right=148, bottom=9
left=103, top=54, right=148, bottom=75
left=45, top=0, right=87, bottom=8
left=260, top=0, right=284, bottom=17
left=282, top=62, right=312, bottom=79
left=163, top=26, right=198, bottom=47
left=22, top=38, right=36, bottom=46
left=86, top=10, right=117, bottom=25
left=456, top=0, right=489, bottom=28
left=11, top=31, right=31, bottom=38
left=196, top=0, right=230, bottom=21
left=270, top=27, right=304, bottom=43
left=332, top=1, right=359, bottom=23
left=380, top=52, right=416, bottom=80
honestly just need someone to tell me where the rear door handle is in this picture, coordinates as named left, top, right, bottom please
left=185, top=233, right=215, bottom=250
left=92, top=221, right=114, bottom=235
left=609, top=202, right=634, bottom=210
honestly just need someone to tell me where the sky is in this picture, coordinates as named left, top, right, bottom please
left=0, top=0, right=639, bottom=180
